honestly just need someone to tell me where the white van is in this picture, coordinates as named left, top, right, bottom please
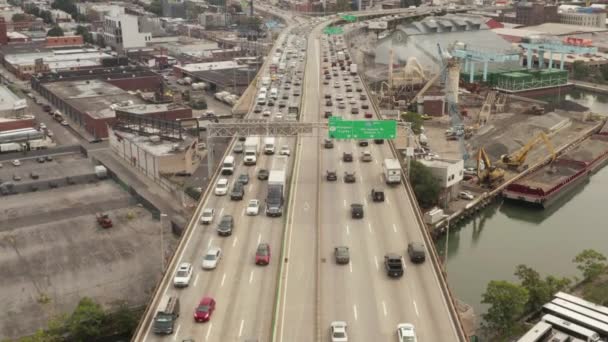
left=260, top=87, right=268, bottom=95
left=221, top=155, right=235, bottom=175
left=264, top=137, right=276, bottom=155
left=270, top=88, right=278, bottom=100
left=214, top=178, right=229, bottom=196
left=257, top=93, right=267, bottom=105
left=261, top=77, right=271, bottom=86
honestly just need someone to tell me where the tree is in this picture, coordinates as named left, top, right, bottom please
left=40, top=10, right=53, bottom=24
left=573, top=249, right=607, bottom=281
left=75, top=25, right=93, bottom=44
left=514, top=264, right=571, bottom=312
left=401, top=111, right=423, bottom=135
left=409, top=160, right=441, bottom=208
left=146, top=0, right=162, bottom=16
left=66, top=297, right=106, bottom=341
left=11, top=13, right=27, bottom=22
left=335, top=0, right=353, bottom=12
left=104, top=302, right=138, bottom=335
left=96, top=34, right=106, bottom=48
left=47, top=26, right=64, bottom=37
left=572, top=60, right=590, bottom=80
left=481, top=280, right=529, bottom=335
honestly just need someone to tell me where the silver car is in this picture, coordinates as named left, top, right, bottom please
left=202, top=247, right=222, bottom=270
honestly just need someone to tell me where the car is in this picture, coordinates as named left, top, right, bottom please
left=351, top=204, right=363, bottom=219
left=12, top=159, right=21, bottom=166
left=325, top=100, right=333, bottom=107
left=364, top=112, right=373, bottom=119
left=173, top=262, right=193, bottom=288
left=30, top=171, right=39, bottom=179
left=202, top=247, right=222, bottom=270
left=345, top=87, right=353, bottom=93
left=324, top=139, right=334, bottom=149
left=43, top=105, right=52, bottom=112
left=255, top=243, right=271, bottom=265
left=233, top=142, right=244, bottom=154
left=258, top=169, right=269, bottom=180
left=358, top=140, right=368, bottom=147
left=214, top=178, right=229, bottom=196
left=230, top=182, right=244, bottom=200
left=279, top=145, right=290, bottom=156
left=338, top=102, right=346, bottom=109
left=350, top=108, right=359, bottom=115
left=60, top=120, right=69, bottom=126
left=45, top=155, right=53, bottom=161
left=237, top=173, right=250, bottom=185
left=371, top=188, right=385, bottom=202
left=275, top=112, right=283, bottom=120
left=39, top=123, right=46, bottom=129
left=374, top=139, right=384, bottom=144
left=254, top=106, right=262, bottom=113
left=324, top=94, right=332, bottom=99
left=194, top=297, right=216, bottom=323
left=459, top=191, right=475, bottom=200
left=323, top=79, right=330, bottom=85
left=344, top=171, right=356, bottom=183
left=282, top=93, right=289, bottom=100
left=360, top=151, right=372, bottom=162
left=397, top=323, right=417, bottom=342
left=333, top=82, right=340, bottom=88
left=346, top=93, right=354, bottom=98
left=407, top=242, right=426, bottom=263
left=200, top=208, right=215, bottom=225
left=246, top=199, right=260, bottom=216
left=278, top=100, right=286, bottom=108
left=267, top=100, right=275, bottom=107
left=336, top=94, right=344, bottom=101
left=361, top=103, right=369, bottom=109
left=334, top=246, right=350, bottom=264
left=36, top=157, right=45, bottom=163
left=359, top=94, right=367, bottom=101
left=263, top=110, right=271, bottom=117
left=217, top=215, right=234, bottom=236
left=349, top=98, right=357, bottom=105
left=330, top=321, right=348, bottom=342
left=342, top=152, right=353, bottom=162
left=326, top=170, right=337, bottom=181
left=13, top=174, right=21, bottom=181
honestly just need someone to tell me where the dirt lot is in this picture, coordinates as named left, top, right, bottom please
left=0, top=181, right=178, bottom=339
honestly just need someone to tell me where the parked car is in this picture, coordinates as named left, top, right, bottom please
left=326, top=170, right=337, bottom=181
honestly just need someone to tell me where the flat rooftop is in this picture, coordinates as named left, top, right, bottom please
left=177, top=60, right=245, bottom=73
left=44, top=80, right=144, bottom=119
left=4, top=49, right=112, bottom=67
left=0, top=85, right=24, bottom=112
left=120, top=103, right=190, bottom=115
left=525, top=23, right=608, bottom=35
left=115, top=129, right=195, bottom=156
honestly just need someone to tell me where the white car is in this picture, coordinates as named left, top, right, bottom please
left=330, top=321, right=348, bottom=342
left=246, top=199, right=260, bottom=216
left=459, top=191, right=475, bottom=200
left=12, top=159, right=21, bottom=166
left=173, top=262, right=193, bottom=288
left=60, top=120, right=69, bottom=126
left=397, top=323, right=416, bottom=342
left=279, top=145, right=291, bottom=156
left=275, top=113, right=283, bottom=120
left=200, top=208, right=215, bottom=225
left=214, top=178, right=229, bottom=196
left=39, top=123, right=46, bottom=129
left=263, top=110, right=271, bottom=117
left=202, top=247, right=222, bottom=270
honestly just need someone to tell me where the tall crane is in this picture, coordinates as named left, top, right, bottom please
left=500, top=132, right=556, bottom=169
left=477, top=147, right=504, bottom=187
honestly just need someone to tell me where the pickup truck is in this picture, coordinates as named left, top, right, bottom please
left=385, top=254, right=404, bottom=278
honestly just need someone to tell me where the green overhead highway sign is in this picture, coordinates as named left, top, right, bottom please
left=329, top=119, right=397, bottom=140
left=341, top=15, right=357, bottom=22
left=323, top=26, right=344, bottom=35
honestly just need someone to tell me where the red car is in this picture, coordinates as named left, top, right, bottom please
left=364, top=112, right=373, bottom=119
left=194, top=297, right=216, bottom=322
left=255, top=243, right=271, bottom=265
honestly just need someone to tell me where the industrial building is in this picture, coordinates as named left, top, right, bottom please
left=420, top=158, right=464, bottom=203
left=173, top=60, right=256, bottom=93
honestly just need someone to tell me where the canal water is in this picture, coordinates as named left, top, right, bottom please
left=437, top=89, right=608, bottom=321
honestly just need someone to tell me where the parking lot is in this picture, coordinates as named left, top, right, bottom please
left=0, top=181, right=177, bottom=339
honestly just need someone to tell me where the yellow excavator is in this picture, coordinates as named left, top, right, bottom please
left=500, top=132, right=556, bottom=169
left=477, top=148, right=505, bottom=187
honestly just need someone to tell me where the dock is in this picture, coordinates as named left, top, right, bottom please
left=571, top=80, right=608, bottom=95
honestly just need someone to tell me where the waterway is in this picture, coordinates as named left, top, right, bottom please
left=438, top=89, right=608, bottom=322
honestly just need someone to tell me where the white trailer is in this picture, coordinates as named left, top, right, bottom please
left=264, top=137, right=276, bottom=155
left=243, top=137, right=260, bottom=165
left=266, top=156, right=288, bottom=217
left=0, top=142, right=25, bottom=153
left=383, top=158, right=402, bottom=185
left=349, top=63, right=358, bottom=75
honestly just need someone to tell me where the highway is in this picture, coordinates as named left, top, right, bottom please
left=274, top=19, right=461, bottom=342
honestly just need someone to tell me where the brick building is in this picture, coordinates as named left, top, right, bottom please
left=501, top=2, right=559, bottom=26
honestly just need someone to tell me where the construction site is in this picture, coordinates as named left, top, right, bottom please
left=343, top=15, right=608, bottom=230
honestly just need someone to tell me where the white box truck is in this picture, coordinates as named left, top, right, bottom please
left=264, top=137, right=276, bottom=155
left=350, top=63, right=358, bottom=75
left=221, top=155, right=235, bottom=175
left=266, top=156, right=288, bottom=217
left=243, top=137, right=260, bottom=165
left=383, top=159, right=402, bottom=185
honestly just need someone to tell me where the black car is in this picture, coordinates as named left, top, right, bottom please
left=326, top=170, right=337, bottom=181
left=217, top=215, right=234, bottom=236
left=267, top=100, right=275, bottom=107
left=359, top=94, right=367, bottom=101
left=358, top=140, right=368, bottom=147
left=258, top=169, right=269, bottom=180
left=351, top=108, right=359, bottom=115
left=334, top=246, right=350, bottom=264
left=351, top=204, right=364, bottom=219
left=325, top=100, right=332, bottom=107
left=374, top=139, right=384, bottom=144
left=324, top=94, right=332, bottom=99
left=361, top=103, right=369, bottom=110
left=230, top=182, right=244, bottom=200
left=278, top=101, right=286, bottom=108
left=324, top=139, right=334, bottom=149
left=342, top=152, right=353, bottom=162
left=324, top=111, right=332, bottom=119
left=344, top=171, right=356, bottom=183
left=254, top=106, right=262, bottom=113
left=408, top=242, right=426, bottom=263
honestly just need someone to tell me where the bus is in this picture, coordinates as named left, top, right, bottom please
left=552, top=298, right=608, bottom=326
left=543, top=303, right=608, bottom=336
left=517, top=321, right=553, bottom=342
left=542, top=314, right=601, bottom=342
left=555, top=292, right=608, bottom=318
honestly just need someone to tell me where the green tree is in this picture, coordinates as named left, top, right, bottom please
left=104, top=302, right=138, bottom=335
left=146, top=0, right=162, bottom=16
left=47, top=26, right=64, bottom=37
left=40, top=10, right=53, bottom=24
left=401, top=111, right=423, bottom=135
left=481, top=280, right=529, bottom=335
left=66, top=297, right=106, bottom=341
left=11, top=13, right=27, bottom=22
left=75, top=25, right=93, bottom=44
left=96, top=34, right=106, bottom=48
left=409, top=160, right=441, bottom=208
left=574, top=249, right=607, bottom=281
left=514, top=264, right=571, bottom=312
left=600, top=64, right=608, bottom=82
left=572, top=60, right=590, bottom=80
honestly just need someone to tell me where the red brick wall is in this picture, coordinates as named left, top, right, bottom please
left=46, top=35, right=83, bottom=47
left=0, top=118, right=35, bottom=131
left=107, top=76, right=161, bottom=92
left=83, top=112, right=112, bottom=138
left=424, top=100, right=445, bottom=117
left=0, top=18, right=7, bottom=45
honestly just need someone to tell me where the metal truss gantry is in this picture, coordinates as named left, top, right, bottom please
left=520, top=41, right=598, bottom=70
left=451, top=45, right=521, bottom=83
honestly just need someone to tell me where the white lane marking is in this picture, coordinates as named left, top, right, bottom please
left=375, top=159, right=379, bottom=165
left=249, top=184, right=253, bottom=192
left=379, top=175, right=383, bottom=182
left=205, top=323, right=213, bottom=340
left=393, top=223, right=397, bottom=233
left=386, top=198, right=391, bottom=205
left=368, top=223, right=372, bottom=233
left=249, top=270, right=254, bottom=284
left=346, top=224, right=350, bottom=235
left=232, top=237, right=238, bottom=248
left=257, top=233, right=262, bottom=245
left=382, top=301, right=388, bottom=316
left=353, top=305, right=358, bottom=321
left=303, top=201, right=310, bottom=211
left=219, top=208, right=225, bottom=216
left=173, top=324, right=181, bottom=340
left=220, top=273, right=226, bottom=287
left=360, top=175, right=364, bottom=183
left=349, top=262, right=353, bottom=273
left=364, top=198, right=368, bottom=206
left=337, top=145, right=341, bottom=151
left=414, top=300, right=419, bottom=316
left=374, top=256, right=379, bottom=270
left=239, top=319, right=245, bottom=337
left=194, top=274, right=200, bottom=286
left=343, top=199, right=347, bottom=208
left=242, top=209, right=246, bottom=217
left=207, top=238, right=213, bottom=248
